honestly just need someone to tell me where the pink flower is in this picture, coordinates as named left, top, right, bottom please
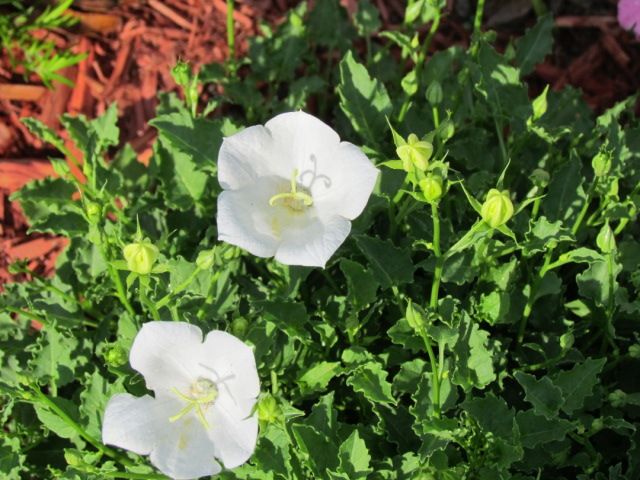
left=618, top=0, right=640, bottom=37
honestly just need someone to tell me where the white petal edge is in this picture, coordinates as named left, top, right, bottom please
left=265, top=111, right=341, bottom=175
left=102, top=393, right=161, bottom=456
left=312, top=141, right=379, bottom=220
left=149, top=415, right=222, bottom=480
left=217, top=186, right=280, bottom=258
left=207, top=397, right=259, bottom=470
left=200, top=330, right=260, bottom=411
left=218, top=125, right=280, bottom=190
left=129, top=321, right=204, bottom=395
left=275, top=214, right=351, bottom=267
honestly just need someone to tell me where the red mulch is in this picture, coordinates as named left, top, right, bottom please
left=1, top=0, right=639, bottom=288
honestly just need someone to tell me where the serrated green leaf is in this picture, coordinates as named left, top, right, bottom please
left=340, top=259, right=379, bottom=310
left=514, top=371, right=564, bottom=419
left=516, top=410, right=573, bottom=448
left=522, top=216, right=574, bottom=256
left=515, top=14, right=554, bottom=76
left=338, top=50, right=392, bottom=145
left=354, top=235, right=414, bottom=288
left=337, top=429, right=371, bottom=479
left=553, top=358, right=606, bottom=414
left=347, top=362, right=396, bottom=406
left=299, top=361, right=342, bottom=395
left=34, top=397, right=81, bottom=441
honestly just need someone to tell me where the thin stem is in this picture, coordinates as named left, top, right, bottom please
left=420, top=330, right=441, bottom=418
left=196, top=272, right=221, bottom=320
left=106, top=261, right=135, bottom=316
left=432, top=106, right=440, bottom=129
left=472, top=0, right=486, bottom=53
left=155, top=267, right=202, bottom=310
left=139, top=277, right=160, bottom=321
left=226, top=0, right=235, bottom=65
left=571, top=178, right=598, bottom=236
left=32, top=388, right=138, bottom=469
left=429, top=203, right=443, bottom=309
left=494, top=115, right=509, bottom=166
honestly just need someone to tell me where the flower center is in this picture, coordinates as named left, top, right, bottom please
left=169, top=377, right=218, bottom=429
left=269, top=169, right=313, bottom=212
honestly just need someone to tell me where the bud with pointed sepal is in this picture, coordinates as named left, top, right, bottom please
left=481, top=189, right=514, bottom=228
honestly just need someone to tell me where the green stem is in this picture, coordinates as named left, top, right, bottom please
left=494, top=115, right=509, bottom=166
left=32, top=388, right=138, bottom=469
left=571, top=178, right=598, bottom=236
left=432, top=106, right=440, bottom=129
left=472, top=0, right=486, bottom=49
left=226, top=0, right=235, bottom=67
left=139, top=277, right=160, bottom=321
left=429, top=203, right=443, bottom=309
left=196, top=272, right=221, bottom=320
left=420, top=330, right=441, bottom=418
left=4, top=306, right=98, bottom=328
left=106, top=261, right=135, bottom=316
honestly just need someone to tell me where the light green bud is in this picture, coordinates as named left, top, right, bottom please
left=85, top=202, right=101, bottom=224
left=481, top=189, right=514, bottom=229
left=530, top=168, right=550, bottom=189
left=196, top=249, right=216, bottom=270
left=405, top=300, right=425, bottom=334
left=231, top=317, right=249, bottom=337
left=419, top=174, right=444, bottom=203
left=64, top=450, right=83, bottom=467
left=171, top=60, right=191, bottom=87
left=257, top=394, right=283, bottom=426
left=123, top=239, right=159, bottom=275
left=104, top=344, right=128, bottom=368
left=531, top=85, right=549, bottom=121
left=438, top=120, right=455, bottom=142
left=608, top=389, right=626, bottom=408
left=629, top=344, right=640, bottom=358
left=426, top=81, right=443, bottom=106
left=596, top=222, right=616, bottom=254
left=396, top=133, right=433, bottom=172
left=592, top=150, right=612, bottom=177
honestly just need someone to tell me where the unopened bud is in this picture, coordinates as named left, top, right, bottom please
left=481, top=189, right=514, bottom=228
left=104, top=344, right=128, bottom=368
left=123, top=238, right=159, bottom=275
left=592, top=150, right=612, bottom=177
left=171, top=61, right=192, bottom=87
left=531, top=85, right=549, bottom=121
left=405, top=300, right=425, bottom=334
left=596, top=222, right=616, bottom=254
left=231, top=317, right=249, bottom=337
left=85, top=202, right=101, bottom=224
left=196, top=249, right=216, bottom=270
left=426, top=81, right=443, bottom=106
left=257, top=394, right=283, bottom=426
left=419, top=174, right=444, bottom=203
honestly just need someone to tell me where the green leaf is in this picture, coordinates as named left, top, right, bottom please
left=337, top=50, right=392, bottom=145
left=255, top=300, right=311, bottom=344
left=347, top=361, right=396, bottom=406
left=34, top=397, right=82, bottom=441
left=557, top=247, right=604, bottom=266
left=21, top=118, right=65, bottom=150
left=516, top=410, right=573, bottom=448
left=576, top=260, right=622, bottom=308
left=553, top=358, right=606, bottom=414
left=354, top=235, right=414, bottom=288
left=542, top=155, right=585, bottom=224
left=522, top=216, right=574, bottom=256
left=514, top=14, right=554, bottom=76
left=30, top=327, right=78, bottom=389
left=337, top=429, right=372, bottom=479
left=299, top=361, right=342, bottom=395
left=79, top=372, right=123, bottom=438
left=150, top=112, right=222, bottom=170
left=340, top=259, right=379, bottom=310
left=451, top=314, right=496, bottom=390
left=514, top=371, right=564, bottom=419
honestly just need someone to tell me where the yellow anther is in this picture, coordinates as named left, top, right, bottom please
left=269, top=169, right=313, bottom=211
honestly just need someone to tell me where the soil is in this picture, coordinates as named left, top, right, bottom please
left=1, top=0, right=639, bottom=288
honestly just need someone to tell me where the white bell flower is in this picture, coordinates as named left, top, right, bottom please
left=102, top=321, right=260, bottom=479
left=216, top=111, right=379, bottom=267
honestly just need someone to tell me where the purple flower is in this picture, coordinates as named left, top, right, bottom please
left=618, top=0, right=640, bottom=37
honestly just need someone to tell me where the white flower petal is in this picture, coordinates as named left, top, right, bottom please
left=313, top=142, right=379, bottom=220
left=265, top=111, right=341, bottom=177
left=200, top=331, right=260, bottom=411
left=275, top=214, right=351, bottom=267
left=102, top=393, right=166, bottom=455
left=207, top=397, right=259, bottom=470
left=217, top=179, right=281, bottom=257
left=218, top=125, right=281, bottom=190
left=129, top=321, right=203, bottom=395
left=149, top=415, right=222, bottom=480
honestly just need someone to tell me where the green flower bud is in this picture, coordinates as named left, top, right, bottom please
left=257, top=394, right=283, bottom=426
left=596, top=222, right=616, bottom=253
left=123, top=238, right=159, bottom=275
left=104, top=344, right=128, bottom=368
left=419, top=174, right=444, bottom=203
left=426, top=81, right=443, bottom=106
left=629, top=344, right=640, bottom=358
left=85, top=202, right=101, bottom=225
left=438, top=120, right=455, bottom=142
left=171, top=60, right=191, bottom=87
left=591, top=417, right=604, bottom=432
left=608, top=389, right=626, bottom=408
left=64, top=450, right=83, bottom=467
left=196, top=249, right=216, bottom=270
left=592, top=150, right=612, bottom=177
left=481, top=189, right=514, bottom=229
left=530, top=168, right=550, bottom=189
left=396, top=134, right=433, bottom=172
left=405, top=300, right=425, bottom=334
left=531, top=85, right=549, bottom=121
left=231, top=317, right=249, bottom=337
